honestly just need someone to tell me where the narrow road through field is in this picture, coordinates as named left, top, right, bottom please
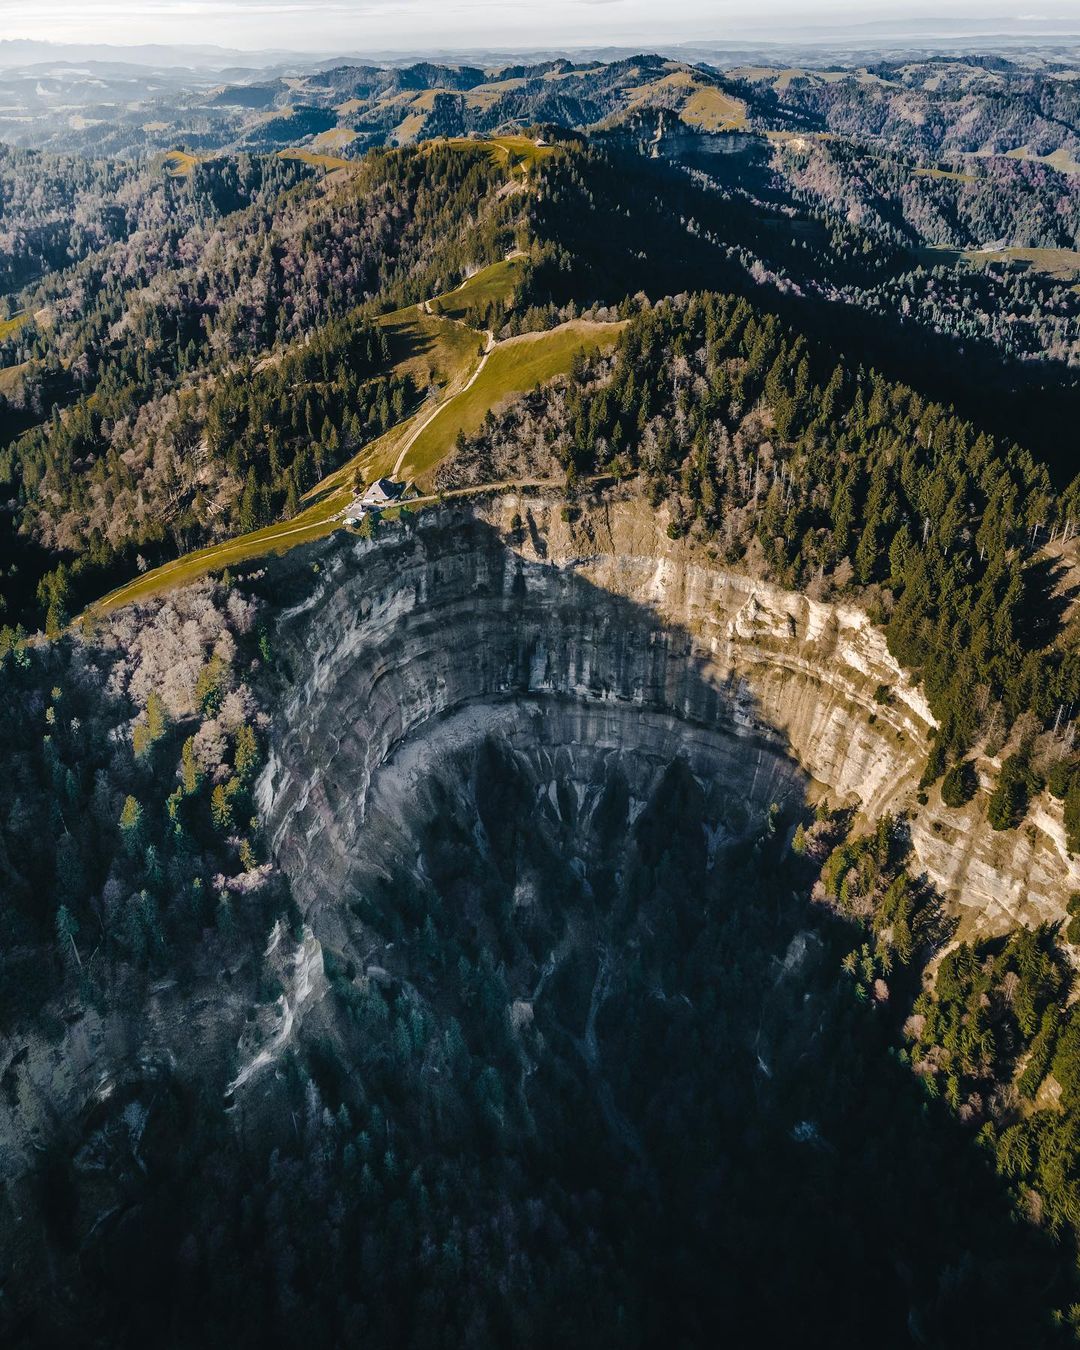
left=392, top=256, right=522, bottom=477
left=392, top=327, right=495, bottom=478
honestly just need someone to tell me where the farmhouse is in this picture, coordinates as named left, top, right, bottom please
left=361, top=477, right=404, bottom=506
left=343, top=477, right=405, bottom=525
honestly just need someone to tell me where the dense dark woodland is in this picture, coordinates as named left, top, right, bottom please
left=527, top=135, right=1080, bottom=475
left=5, top=47, right=1080, bottom=1348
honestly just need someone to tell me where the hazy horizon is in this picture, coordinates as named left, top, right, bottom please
left=3, top=0, right=1080, bottom=59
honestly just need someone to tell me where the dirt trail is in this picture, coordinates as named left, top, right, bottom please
left=392, top=261, right=509, bottom=477
left=392, top=328, right=495, bottom=479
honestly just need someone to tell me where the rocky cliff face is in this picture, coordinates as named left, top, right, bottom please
left=259, top=488, right=1080, bottom=956
left=4, top=486, right=1076, bottom=1333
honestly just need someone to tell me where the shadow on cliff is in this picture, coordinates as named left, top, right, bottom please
left=249, top=502, right=1076, bottom=1348
left=266, top=499, right=805, bottom=770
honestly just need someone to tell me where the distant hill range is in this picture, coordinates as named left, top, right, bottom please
left=5, top=46, right=1080, bottom=163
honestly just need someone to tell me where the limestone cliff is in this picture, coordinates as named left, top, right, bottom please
left=3, top=484, right=1075, bottom=1312
left=259, top=487, right=1080, bottom=948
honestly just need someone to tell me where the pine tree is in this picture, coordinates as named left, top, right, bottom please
left=234, top=724, right=258, bottom=783
left=941, top=760, right=978, bottom=808
left=211, top=783, right=234, bottom=833
left=55, top=904, right=81, bottom=968
left=1065, top=778, right=1080, bottom=854
left=238, top=468, right=258, bottom=532
left=181, top=736, right=201, bottom=795
left=146, top=691, right=166, bottom=742
left=119, top=794, right=143, bottom=853
left=988, top=754, right=1030, bottom=831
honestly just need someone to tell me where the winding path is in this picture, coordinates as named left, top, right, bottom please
left=392, top=327, right=495, bottom=479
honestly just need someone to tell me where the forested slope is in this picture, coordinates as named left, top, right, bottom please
left=0, top=141, right=530, bottom=629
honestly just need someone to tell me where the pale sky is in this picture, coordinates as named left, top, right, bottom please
left=2, top=0, right=1077, bottom=55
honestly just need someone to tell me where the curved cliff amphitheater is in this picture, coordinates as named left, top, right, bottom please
left=259, top=490, right=1075, bottom=964
left=9, top=487, right=1079, bottom=1344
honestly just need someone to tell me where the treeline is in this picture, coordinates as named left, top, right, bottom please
left=771, top=137, right=1080, bottom=366
left=204, top=314, right=414, bottom=533
left=780, top=137, right=1080, bottom=254
left=12, top=311, right=412, bottom=631
left=808, top=804, right=1080, bottom=1314
left=7, top=140, right=511, bottom=404
left=524, top=138, right=1080, bottom=469
left=0, top=144, right=313, bottom=297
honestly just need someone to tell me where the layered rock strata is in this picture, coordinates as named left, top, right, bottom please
left=260, top=490, right=1079, bottom=940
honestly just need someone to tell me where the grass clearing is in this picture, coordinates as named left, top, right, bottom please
left=309, top=307, right=487, bottom=490
left=392, top=112, right=428, bottom=143
left=428, top=256, right=527, bottom=322
left=1041, top=148, right=1080, bottom=175
left=0, top=311, right=29, bottom=341
left=465, top=78, right=528, bottom=108
left=162, top=150, right=199, bottom=177
left=614, top=68, right=747, bottom=129
left=0, top=360, right=29, bottom=396
left=397, top=319, right=624, bottom=485
left=94, top=508, right=342, bottom=614
left=310, top=127, right=357, bottom=152
left=679, top=86, right=748, bottom=132
left=442, top=135, right=557, bottom=172
left=917, top=243, right=1080, bottom=284
left=965, top=246, right=1080, bottom=280
left=1002, top=145, right=1080, bottom=175
left=377, top=305, right=483, bottom=386
left=271, top=267, right=511, bottom=501
left=914, top=165, right=978, bottom=182
left=277, top=147, right=354, bottom=170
